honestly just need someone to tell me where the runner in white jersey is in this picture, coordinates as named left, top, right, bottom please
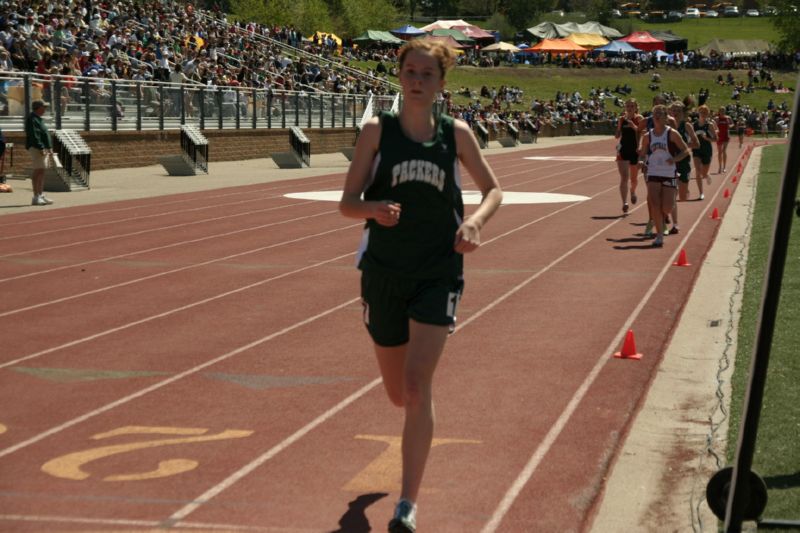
left=639, top=104, right=691, bottom=248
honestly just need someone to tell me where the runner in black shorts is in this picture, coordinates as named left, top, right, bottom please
left=614, top=98, right=643, bottom=214
left=691, top=105, right=717, bottom=200
left=339, top=39, right=502, bottom=533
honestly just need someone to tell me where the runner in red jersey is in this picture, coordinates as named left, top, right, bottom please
left=715, top=107, right=733, bottom=174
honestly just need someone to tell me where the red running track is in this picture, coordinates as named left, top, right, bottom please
left=0, top=139, right=752, bottom=532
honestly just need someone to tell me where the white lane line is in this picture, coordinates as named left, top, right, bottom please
left=0, top=174, right=343, bottom=229
left=0, top=201, right=323, bottom=283
left=0, top=216, right=356, bottom=318
left=480, top=181, right=725, bottom=532
left=0, top=295, right=359, bottom=460
left=0, top=248, right=357, bottom=371
left=0, top=514, right=292, bottom=531
left=165, top=187, right=628, bottom=523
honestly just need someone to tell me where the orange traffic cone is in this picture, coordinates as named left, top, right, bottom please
left=724, top=188, right=731, bottom=198
left=710, top=207, right=720, bottom=220
left=614, top=329, right=642, bottom=360
left=674, top=248, right=691, bottom=267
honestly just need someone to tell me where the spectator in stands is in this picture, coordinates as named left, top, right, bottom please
left=25, top=99, right=53, bottom=206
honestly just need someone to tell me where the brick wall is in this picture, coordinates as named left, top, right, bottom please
left=2, top=128, right=358, bottom=174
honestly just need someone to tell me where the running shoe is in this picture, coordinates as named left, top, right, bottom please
left=31, top=195, right=48, bottom=206
left=663, top=226, right=670, bottom=236
left=389, top=499, right=416, bottom=533
left=644, top=220, right=654, bottom=238
left=699, top=193, right=705, bottom=201
left=631, top=193, right=638, bottom=205
left=669, top=226, right=680, bottom=235
left=652, top=236, right=664, bottom=248
left=40, top=194, right=54, bottom=205
left=623, top=203, right=629, bottom=214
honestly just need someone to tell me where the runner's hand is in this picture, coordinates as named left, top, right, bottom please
left=372, top=201, right=401, bottom=227
left=454, top=219, right=481, bottom=253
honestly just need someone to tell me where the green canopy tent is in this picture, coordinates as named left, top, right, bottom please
left=352, top=30, right=404, bottom=46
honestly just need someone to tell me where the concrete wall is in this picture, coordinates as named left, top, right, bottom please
left=2, top=128, right=358, bottom=174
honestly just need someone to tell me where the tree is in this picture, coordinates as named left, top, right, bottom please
left=770, top=0, right=800, bottom=52
left=340, top=0, right=398, bottom=37
left=229, top=0, right=269, bottom=23
left=294, top=0, right=333, bottom=35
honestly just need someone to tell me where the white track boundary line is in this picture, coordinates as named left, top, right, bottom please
left=0, top=202, right=324, bottom=283
left=0, top=218, right=357, bottom=318
left=480, top=174, right=726, bottom=532
left=0, top=295, right=359, bottom=460
left=0, top=249, right=356, bottom=371
left=0, top=201, right=319, bottom=259
left=165, top=189, right=632, bottom=523
left=0, top=174, right=343, bottom=228
left=0, top=513, right=289, bottom=531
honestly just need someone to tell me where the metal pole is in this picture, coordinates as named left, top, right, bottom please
left=54, top=78, right=62, bottom=130
left=83, top=79, right=91, bottom=131
left=307, top=93, right=312, bottom=129
left=235, top=89, right=240, bottom=129
left=199, top=87, right=205, bottom=130
left=180, top=85, right=186, bottom=125
left=252, top=89, right=257, bottom=129
left=217, top=88, right=223, bottom=130
left=110, top=80, right=118, bottom=131
left=158, top=84, right=164, bottom=131
left=136, top=83, right=142, bottom=131
left=724, top=78, right=800, bottom=532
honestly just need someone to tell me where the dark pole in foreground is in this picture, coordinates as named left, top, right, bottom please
left=724, top=77, right=800, bottom=532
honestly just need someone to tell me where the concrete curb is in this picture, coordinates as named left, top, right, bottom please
left=590, top=148, right=762, bottom=532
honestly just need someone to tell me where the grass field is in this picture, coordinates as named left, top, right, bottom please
left=725, top=143, right=799, bottom=525
left=612, top=16, right=779, bottom=50
left=352, top=57, right=798, bottom=114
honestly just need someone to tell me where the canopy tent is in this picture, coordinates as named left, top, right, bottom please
left=565, top=32, right=609, bottom=48
left=648, top=30, right=688, bottom=53
left=430, top=28, right=475, bottom=44
left=418, top=35, right=469, bottom=49
left=352, top=30, right=404, bottom=46
left=390, top=24, right=426, bottom=37
left=593, top=39, right=643, bottom=55
left=420, top=19, right=471, bottom=31
left=480, top=41, right=521, bottom=52
left=697, top=39, right=773, bottom=57
left=526, top=21, right=622, bottom=40
left=619, top=31, right=665, bottom=52
left=453, top=25, right=496, bottom=43
left=525, top=38, right=589, bottom=54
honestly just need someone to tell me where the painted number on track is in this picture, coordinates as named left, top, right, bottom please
left=343, top=434, right=480, bottom=492
left=42, top=426, right=253, bottom=481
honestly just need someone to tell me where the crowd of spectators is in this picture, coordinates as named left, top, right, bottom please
left=0, top=0, right=794, bottom=135
left=0, top=0, right=397, bottom=116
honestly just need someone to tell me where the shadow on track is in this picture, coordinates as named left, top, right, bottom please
left=329, top=492, right=388, bottom=533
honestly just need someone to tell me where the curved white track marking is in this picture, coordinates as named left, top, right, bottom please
left=286, top=191, right=590, bottom=205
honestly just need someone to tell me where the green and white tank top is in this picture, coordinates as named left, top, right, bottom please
left=357, top=112, right=464, bottom=279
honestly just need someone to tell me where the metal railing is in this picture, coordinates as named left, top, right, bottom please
left=0, top=72, right=397, bottom=133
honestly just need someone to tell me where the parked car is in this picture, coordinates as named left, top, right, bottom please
left=668, top=10, right=684, bottom=19
left=745, top=8, right=760, bottom=15
left=723, top=5, right=740, bottom=15
left=763, top=5, right=777, bottom=14
left=705, top=8, right=720, bottom=16
left=611, top=8, right=623, bottom=17
left=685, top=7, right=701, bottom=17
